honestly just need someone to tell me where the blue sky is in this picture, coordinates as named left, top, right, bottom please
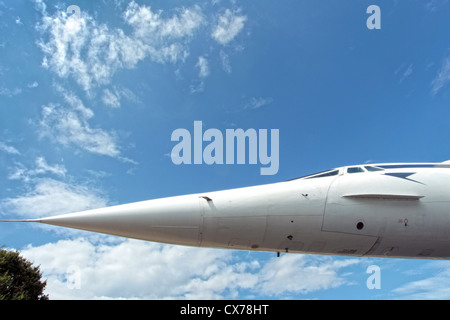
left=1, top=0, right=450, bottom=300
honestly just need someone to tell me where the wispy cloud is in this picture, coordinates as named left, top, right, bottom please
left=36, top=1, right=205, bottom=92
left=101, top=89, right=121, bottom=109
left=101, top=86, right=141, bottom=109
left=401, top=64, right=413, bottom=83
left=431, top=53, right=450, bottom=95
left=190, top=56, right=210, bottom=94
left=0, top=87, right=22, bottom=97
left=212, top=9, right=247, bottom=45
left=27, top=81, right=39, bottom=88
left=425, top=0, right=449, bottom=13
left=0, top=178, right=106, bottom=218
left=0, top=141, right=20, bottom=155
left=392, top=261, right=450, bottom=299
left=37, top=88, right=121, bottom=158
left=244, top=97, right=274, bottom=110
left=196, top=56, right=210, bottom=79
left=125, top=2, right=204, bottom=41
left=1, top=156, right=108, bottom=219
left=39, top=102, right=120, bottom=158
left=1, top=177, right=108, bottom=218
left=34, top=1, right=248, bottom=98
left=8, top=157, right=66, bottom=182
left=394, top=63, right=414, bottom=83
left=220, top=50, right=232, bottom=73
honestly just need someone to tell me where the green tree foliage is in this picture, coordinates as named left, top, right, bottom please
left=0, top=247, right=49, bottom=300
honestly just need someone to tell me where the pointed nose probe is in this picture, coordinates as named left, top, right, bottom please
left=16, top=194, right=204, bottom=246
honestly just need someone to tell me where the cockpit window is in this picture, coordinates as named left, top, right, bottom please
left=347, top=167, right=365, bottom=174
left=305, top=169, right=339, bottom=179
left=288, top=164, right=386, bottom=182
left=288, top=168, right=340, bottom=181
left=364, top=166, right=384, bottom=172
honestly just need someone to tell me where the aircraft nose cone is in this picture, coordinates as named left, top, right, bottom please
left=38, top=194, right=203, bottom=246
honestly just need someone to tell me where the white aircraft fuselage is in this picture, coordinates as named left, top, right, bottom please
left=12, top=162, right=450, bottom=259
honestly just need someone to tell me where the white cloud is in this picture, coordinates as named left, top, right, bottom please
left=190, top=56, right=210, bottom=93
left=27, top=81, right=39, bottom=88
left=0, top=87, right=22, bottom=97
left=21, top=238, right=237, bottom=299
left=34, top=2, right=249, bottom=96
left=220, top=50, right=232, bottom=73
left=196, top=56, right=210, bottom=79
left=101, top=89, right=121, bottom=108
left=38, top=101, right=120, bottom=158
left=101, top=86, right=140, bottom=108
left=0, top=141, right=20, bottom=155
left=398, top=63, right=413, bottom=83
left=431, top=53, right=450, bottom=95
left=17, top=236, right=359, bottom=300
left=425, top=0, right=449, bottom=13
left=1, top=155, right=108, bottom=226
left=36, top=88, right=138, bottom=164
left=34, top=157, right=67, bottom=177
left=37, top=1, right=205, bottom=92
left=392, top=262, right=450, bottom=299
left=257, top=255, right=359, bottom=296
left=37, top=12, right=93, bottom=90
left=212, top=9, right=247, bottom=45
left=8, top=157, right=66, bottom=181
left=189, top=80, right=205, bottom=94
left=32, top=86, right=139, bottom=162
left=244, top=97, right=273, bottom=110
left=125, top=2, right=204, bottom=40
left=32, top=0, right=47, bottom=15
left=0, top=178, right=108, bottom=218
